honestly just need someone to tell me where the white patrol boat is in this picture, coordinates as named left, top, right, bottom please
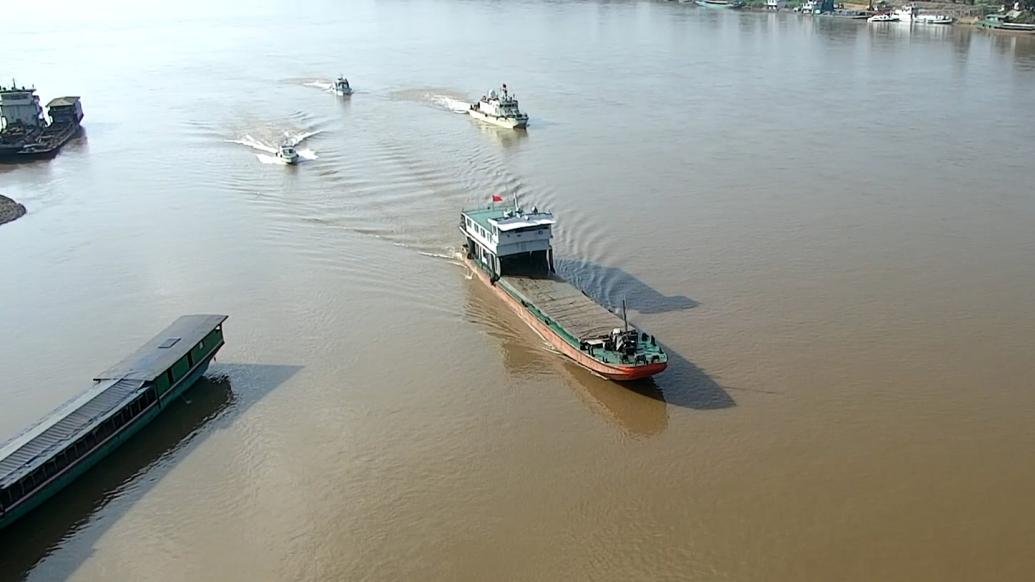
left=469, top=84, right=529, bottom=129
left=334, top=75, right=352, bottom=96
left=277, top=143, right=299, bottom=164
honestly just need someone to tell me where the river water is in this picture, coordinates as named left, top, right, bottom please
left=2, top=0, right=1035, bottom=580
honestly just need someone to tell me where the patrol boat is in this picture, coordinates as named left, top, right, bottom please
left=460, top=201, right=667, bottom=381
left=468, top=84, right=529, bottom=129
left=0, top=315, right=228, bottom=530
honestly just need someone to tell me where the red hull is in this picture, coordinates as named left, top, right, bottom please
left=465, top=258, right=667, bottom=381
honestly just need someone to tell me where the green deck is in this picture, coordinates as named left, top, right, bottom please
left=462, top=206, right=509, bottom=231
left=498, top=275, right=666, bottom=367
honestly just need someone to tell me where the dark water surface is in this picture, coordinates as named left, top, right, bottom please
left=2, top=0, right=1035, bottom=580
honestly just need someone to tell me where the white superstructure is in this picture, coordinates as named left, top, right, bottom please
left=469, top=84, right=529, bottom=129
left=0, top=83, right=45, bottom=130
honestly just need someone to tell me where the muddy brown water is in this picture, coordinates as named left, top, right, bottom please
left=1, top=1, right=1035, bottom=580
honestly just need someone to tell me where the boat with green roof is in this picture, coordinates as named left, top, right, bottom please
left=460, top=200, right=667, bottom=381
left=0, top=315, right=227, bottom=530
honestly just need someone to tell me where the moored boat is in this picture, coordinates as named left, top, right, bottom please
left=0, top=84, right=83, bottom=161
left=0, top=315, right=228, bottom=530
left=893, top=6, right=954, bottom=24
left=469, top=84, right=529, bottom=129
left=868, top=12, right=901, bottom=22
left=915, top=14, right=953, bottom=24
left=460, top=200, right=667, bottom=381
left=695, top=0, right=736, bottom=7
left=978, top=13, right=1035, bottom=32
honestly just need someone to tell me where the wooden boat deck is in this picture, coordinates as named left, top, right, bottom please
left=503, top=275, right=625, bottom=341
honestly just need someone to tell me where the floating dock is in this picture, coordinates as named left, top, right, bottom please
left=0, top=315, right=228, bottom=530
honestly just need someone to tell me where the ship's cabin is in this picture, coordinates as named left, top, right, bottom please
left=461, top=204, right=555, bottom=278
left=46, top=97, right=83, bottom=125
left=480, top=86, right=522, bottom=117
left=0, top=85, right=44, bottom=130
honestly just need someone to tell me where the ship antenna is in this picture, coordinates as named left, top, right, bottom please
left=622, top=299, right=629, bottom=332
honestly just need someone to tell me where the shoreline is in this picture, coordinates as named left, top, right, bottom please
left=0, top=194, right=27, bottom=226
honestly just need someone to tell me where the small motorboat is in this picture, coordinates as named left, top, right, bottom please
left=277, top=143, right=299, bottom=164
left=334, top=75, right=352, bottom=96
left=868, top=13, right=901, bottom=22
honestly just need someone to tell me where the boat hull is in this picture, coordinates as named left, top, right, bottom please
left=0, top=356, right=217, bottom=530
left=0, top=124, right=80, bottom=161
left=468, top=108, right=528, bottom=129
left=464, top=256, right=666, bottom=381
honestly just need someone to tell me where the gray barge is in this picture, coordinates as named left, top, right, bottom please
left=0, top=82, right=83, bottom=161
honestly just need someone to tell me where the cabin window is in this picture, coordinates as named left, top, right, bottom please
left=187, top=351, right=195, bottom=368
left=1, top=487, right=12, bottom=507
left=166, top=369, right=175, bottom=387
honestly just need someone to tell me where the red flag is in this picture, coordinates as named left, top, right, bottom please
left=491, top=194, right=503, bottom=202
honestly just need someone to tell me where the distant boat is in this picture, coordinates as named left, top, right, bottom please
left=0, top=315, right=228, bottom=530
left=868, top=13, right=901, bottom=22
left=893, top=6, right=954, bottom=24
left=277, top=143, right=299, bottom=164
left=334, top=75, right=352, bottom=96
left=915, top=14, right=953, bottom=24
left=978, top=14, right=1035, bottom=32
left=695, top=0, right=741, bottom=7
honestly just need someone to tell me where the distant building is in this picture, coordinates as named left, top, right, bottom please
left=767, top=0, right=786, bottom=8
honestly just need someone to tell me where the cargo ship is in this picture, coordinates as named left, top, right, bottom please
left=0, top=82, right=83, bottom=161
left=460, top=201, right=667, bottom=381
left=0, top=315, right=228, bottom=530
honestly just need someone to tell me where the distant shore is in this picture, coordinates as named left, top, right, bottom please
left=0, top=194, right=27, bottom=226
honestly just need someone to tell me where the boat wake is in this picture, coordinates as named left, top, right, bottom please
left=230, top=130, right=321, bottom=164
left=427, top=93, right=472, bottom=114
left=418, top=248, right=465, bottom=266
left=303, top=80, right=334, bottom=92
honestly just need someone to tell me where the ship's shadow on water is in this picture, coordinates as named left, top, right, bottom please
left=553, top=258, right=732, bottom=410
left=554, top=258, right=699, bottom=315
left=0, top=363, right=301, bottom=582
left=627, top=348, right=735, bottom=411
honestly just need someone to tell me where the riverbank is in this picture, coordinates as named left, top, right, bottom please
left=0, top=195, right=27, bottom=226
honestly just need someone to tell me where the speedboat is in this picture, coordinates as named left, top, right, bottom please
left=469, top=84, right=529, bottom=129
left=277, top=143, right=299, bottom=164
left=334, top=75, right=352, bottom=96
left=868, top=13, right=901, bottom=22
